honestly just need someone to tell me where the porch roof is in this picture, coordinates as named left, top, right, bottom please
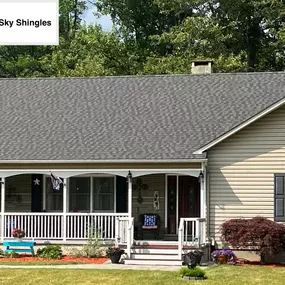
left=0, top=73, right=285, bottom=161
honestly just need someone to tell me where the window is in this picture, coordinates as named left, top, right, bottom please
left=45, top=177, right=63, bottom=211
left=93, top=177, right=114, bottom=212
left=274, top=174, right=285, bottom=222
left=43, top=175, right=116, bottom=213
left=69, top=177, right=90, bottom=212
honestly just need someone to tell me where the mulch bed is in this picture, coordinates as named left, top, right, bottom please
left=236, top=259, right=285, bottom=268
left=0, top=255, right=109, bottom=264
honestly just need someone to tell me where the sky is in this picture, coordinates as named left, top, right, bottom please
left=82, top=4, right=113, bottom=31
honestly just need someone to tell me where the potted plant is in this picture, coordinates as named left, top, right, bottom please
left=12, top=228, right=25, bottom=241
left=211, top=249, right=236, bottom=264
left=106, top=246, right=125, bottom=263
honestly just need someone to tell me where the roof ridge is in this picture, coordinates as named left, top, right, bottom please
left=0, top=71, right=285, bottom=81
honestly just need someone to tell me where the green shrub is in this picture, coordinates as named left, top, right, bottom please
left=82, top=239, right=102, bottom=258
left=69, top=247, right=106, bottom=258
left=10, top=251, right=20, bottom=258
left=179, top=267, right=206, bottom=278
left=36, top=245, right=62, bottom=259
left=4, top=251, right=20, bottom=258
left=0, top=249, right=5, bottom=257
left=80, top=227, right=105, bottom=258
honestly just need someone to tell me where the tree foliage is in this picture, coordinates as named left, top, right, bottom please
left=1, top=0, right=285, bottom=77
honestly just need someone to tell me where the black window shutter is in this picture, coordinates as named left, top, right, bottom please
left=31, top=174, right=43, bottom=212
left=116, top=176, right=127, bottom=213
left=274, top=174, right=285, bottom=222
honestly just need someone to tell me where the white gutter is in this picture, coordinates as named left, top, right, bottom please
left=0, top=159, right=207, bottom=163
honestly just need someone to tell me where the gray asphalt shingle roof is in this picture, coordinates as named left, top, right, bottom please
left=0, top=72, right=285, bottom=161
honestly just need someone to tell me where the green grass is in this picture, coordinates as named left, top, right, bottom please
left=0, top=266, right=285, bottom=285
left=0, top=261, right=85, bottom=265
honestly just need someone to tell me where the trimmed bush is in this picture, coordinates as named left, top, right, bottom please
left=5, top=251, right=20, bottom=258
left=221, top=217, right=285, bottom=262
left=179, top=267, right=206, bottom=278
left=0, top=249, right=5, bottom=257
left=36, top=245, right=62, bottom=259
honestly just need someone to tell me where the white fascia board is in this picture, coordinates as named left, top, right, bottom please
left=0, top=159, right=207, bottom=163
left=0, top=168, right=202, bottom=178
left=194, top=97, right=285, bottom=155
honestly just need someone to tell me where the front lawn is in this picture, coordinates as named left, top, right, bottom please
left=0, top=266, right=285, bottom=285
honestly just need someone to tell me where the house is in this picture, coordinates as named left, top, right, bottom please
left=1, top=61, right=285, bottom=265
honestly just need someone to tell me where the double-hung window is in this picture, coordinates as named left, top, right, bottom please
left=69, top=177, right=90, bottom=212
left=44, top=175, right=116, bottom=212
left=45, top=176, right=63, bottom=212
left=93, top=177, right=115, bottom=212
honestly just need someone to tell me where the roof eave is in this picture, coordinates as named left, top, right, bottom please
left=0, top=159, right=208, bottom=164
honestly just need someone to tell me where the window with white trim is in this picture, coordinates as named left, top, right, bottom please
left=45, top=177, right=63, bottom=211
left=43, top=175, right=116, bottom=213
left=93, top=177, right=114, bottom=212
left=69, top=177, right=90, bottom=212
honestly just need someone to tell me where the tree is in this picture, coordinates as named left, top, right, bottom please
left=40, top=25, right=136, bottom=77
left=0, top=0, right=88, bottom=77
left=150, top=0, right=285, bottom=72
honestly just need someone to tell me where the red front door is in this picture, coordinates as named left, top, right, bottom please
left=178, top=176, right=200, bottom=219
left=166, top=175, right=200, bottom=234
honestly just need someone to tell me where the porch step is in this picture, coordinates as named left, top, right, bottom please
left=131, top=248, right=179, bottom=254
left=163, top=234, right=178, bottom=241
left=131, top=253, right=181, bottom=260
left=121, top=240, right=199, bottom=265
left=124, top=258, right=183, bottom=266
left=134, top=240, right=178, bottom=246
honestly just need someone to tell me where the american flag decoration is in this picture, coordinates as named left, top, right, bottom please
left=50, top=173, right=63, bottom=191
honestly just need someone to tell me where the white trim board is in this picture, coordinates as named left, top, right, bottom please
left=0, top=169, right=202, bottom=178
left=194, top=97, right=285, bottom=154
left=0, top=159, right=207, bottom=163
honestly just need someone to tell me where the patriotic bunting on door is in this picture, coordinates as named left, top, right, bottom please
left=50, top=173, right=63, bottom=191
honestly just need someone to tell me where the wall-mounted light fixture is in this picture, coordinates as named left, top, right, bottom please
left=126, top=170, right=132, bottom=183
left=198, top=171, right=204, bottom=182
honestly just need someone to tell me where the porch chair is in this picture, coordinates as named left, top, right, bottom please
left=138, top=213, right=160, bottom=240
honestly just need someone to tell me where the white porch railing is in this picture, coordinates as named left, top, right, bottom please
left=126, top=217, right=134, bottom=258
left=115, top=216, right=134, bottom=258
left=115, top=217, right=129, bottom=244
left=178, top=218, right=206, bottom=258
left=1, top=213, right=128, bottom=241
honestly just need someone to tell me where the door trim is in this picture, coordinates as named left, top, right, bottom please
left=165, top=174, right=201, bottom=233
left=164, top=174, right=183, bottom=233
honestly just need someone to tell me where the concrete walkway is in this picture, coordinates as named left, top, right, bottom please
left=0, top=261, right=183, bottom=271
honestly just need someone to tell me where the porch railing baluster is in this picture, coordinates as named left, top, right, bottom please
left=2, top=212, right=128, bottom=242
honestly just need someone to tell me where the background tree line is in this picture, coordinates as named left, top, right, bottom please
left=1, top=0, right=285, bottom=77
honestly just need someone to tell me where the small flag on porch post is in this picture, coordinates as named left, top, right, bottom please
left=50, top=173, right=63, bottom=191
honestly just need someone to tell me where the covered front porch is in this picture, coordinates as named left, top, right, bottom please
left=0, top=163, right=207, bottom=253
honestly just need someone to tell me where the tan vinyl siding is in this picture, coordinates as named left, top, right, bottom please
left=208, top=104, right=285, bottom=242
left=132, top=174, right=165, bottom=236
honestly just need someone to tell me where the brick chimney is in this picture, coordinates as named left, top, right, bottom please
left=191, top=60, right=213, bottom=74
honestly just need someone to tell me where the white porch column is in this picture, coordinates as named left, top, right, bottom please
left=1, top=178, right=5, bottom=241
left=127, top=171, right=132, bottom=218
left=200, top=163, right=207, bottom=219
left=200, top=162, right=207, bottom=244
left=62, top=178, right=67, bottom=241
